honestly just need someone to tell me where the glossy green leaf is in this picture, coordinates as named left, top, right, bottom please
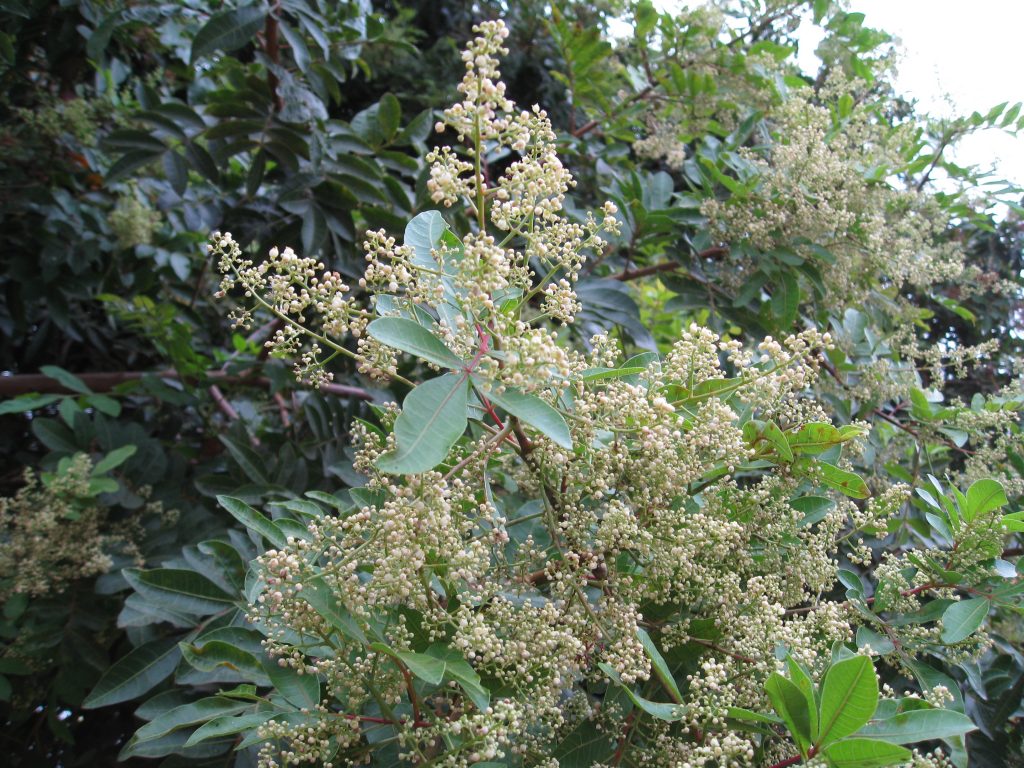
left=39, top=364, right=91, bottom=394
left=856, top=708, right=976, bottom=744
left=821, top=738, right=911, bottom=767
left=964, top=478, right=1007, bottom=521
left=93, top=444, right=137, bottom=475
left=940, top=598, right=990, bottom=644
left=765, top=672, right=813, bottom=753
left=376, top=373, right=468, bottom=474
left=367, top=317, right=464, bottom=369
left=818, top=655, right=878, bottom=746
left=405, top=210, right=448, bottom=271
left=370, top=644, right=445, bottom=685
left=816, top=462, right=870, bottom=499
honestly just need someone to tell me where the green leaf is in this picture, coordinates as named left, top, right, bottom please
left=816, top=462, right=870, bottom=499
left=787, top=657, right=819, bottom=742
left=264, top=659, right=320, bottom=710
left=376, top=373, right=468, bottom=474
left=370, top=644, right=445, bottom=685
left=425, top=646, right=490, bottom=711
left=299, top=577, right=367, bottom=644
left=405, top=210, right=448, bottom=272
left=185, top=711, right=277, bottom=747
left=83, top=638, right=181, bottom=708
left=93, top=444, right=137, bottom=475
left=217, top=495, right=287, bottom=549
left=133, top=697, right=249, bottom=743
left=940, top=598, right=990, bottom=644
left=792, top=495, right=836, bottom=527
left=726, top=706, right=782, bottom=724
left=124, top=568, right=235, bottom=616
left=790, top=422, right=842, bottom=454
left=637, top=628, right=683, bottom=704
left=31, top=418, right=77, bottom=453
left=367, top=317, right=464, bottom=369
left=821, top=738, right=911, bottom=767
left=39, top=365, right=90, bottom=394
left=0, top=393, right=63, bottom=415
left=771, top=271, right=800, bottom=327
left=818, top=655, right=878, bottom=747
left=191, top=5, right=267, bottom=64
left=964, top=478, right=1007, bottom=521
left=856, top=708, right=976, bottom=744
left=180, top=641, right=265, bottom=680
left=579, top=366, right=648, bottom=381
left=377, top=93, right=402, bottom=141
left=765, top=672, right=813, bottom=753
left=599, top=663, right=687, bottom=721
left=483, top=385, right=572, bottom=449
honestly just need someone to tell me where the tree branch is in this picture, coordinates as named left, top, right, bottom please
left=0, top=370, right=374, bottom=401
left=611, top=247, right=729, bottom=281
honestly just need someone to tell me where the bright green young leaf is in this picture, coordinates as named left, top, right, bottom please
left=217, top=495, right=287, bottom=549
left=821, top=737, right=912, bottom=767
left=855, top=708, right=976, bottom=744
left=940, top=598, right=990, bottom=644
left=376, top=373, right=468, bottom=474
left=83, top=638, right=181, bottom=709
left=817, top=655, right=879, bottom=747
left=964, top=478, right=1007, bottom=521
left=482, top=385, right=573, bottom=449
left=367, top=317, right=465, bottom=369
left=787, top=657, right=819, bottom=741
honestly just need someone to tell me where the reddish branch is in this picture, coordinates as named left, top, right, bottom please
left=0, top=370, right=373, bottom=401
left=612, top=247, right=729, bottom=282
left=768, top=748, right=816, bottom=768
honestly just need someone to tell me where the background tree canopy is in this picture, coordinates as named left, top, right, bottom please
left=1, top=1, right=1022, bottom=767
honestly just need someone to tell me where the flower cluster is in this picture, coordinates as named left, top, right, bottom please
left=209, top=20, right=1009, bottom=768
left=0, top=455, right=146, bottom=599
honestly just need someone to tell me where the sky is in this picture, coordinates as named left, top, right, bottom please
left=634, top=1, right=1024, bottom=187
left=804, top=0, right=1024, bottom=186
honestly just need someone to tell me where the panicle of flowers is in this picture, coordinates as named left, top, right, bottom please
left=0, top=455, right=146, bottom=600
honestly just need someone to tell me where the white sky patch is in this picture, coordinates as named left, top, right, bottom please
left=836, top=0, right=1024, bottom=186
left=620, top=1, right=1024, bottom=186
